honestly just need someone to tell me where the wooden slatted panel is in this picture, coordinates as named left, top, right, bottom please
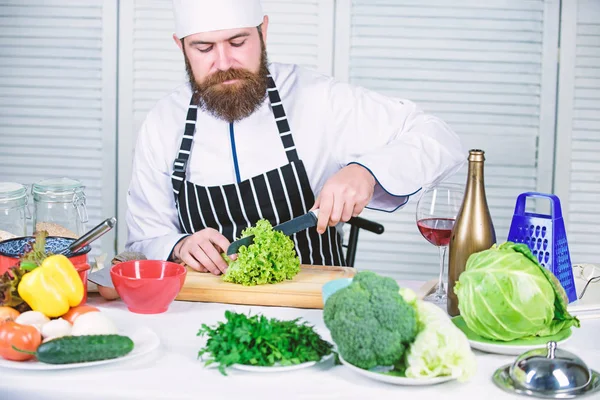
left=346, top=0, right=550, bottom=280
left=0, top=0, right=114, bottom=258
left=567, top=0, right=600, bottom=263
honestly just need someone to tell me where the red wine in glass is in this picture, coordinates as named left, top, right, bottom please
left=415, top=183, right=464, bottom=306
left=417, top=218, right=455, bottom=247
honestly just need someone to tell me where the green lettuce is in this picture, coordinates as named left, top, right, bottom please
left=399, top=290, right=476, bottom=382
left=454, top=242, right=580, bottom=341
left=222, top=219, right=300, bottom=286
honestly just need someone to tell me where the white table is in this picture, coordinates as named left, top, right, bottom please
left=1, top=284, right=599, bottom=400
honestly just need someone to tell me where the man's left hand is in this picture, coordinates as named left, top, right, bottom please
left=311, top=164, right=376, bottom=234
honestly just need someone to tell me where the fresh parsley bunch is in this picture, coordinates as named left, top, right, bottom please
left=222, top=219, right=300, bottom=286
left=197, top=311, right=334, bottom=375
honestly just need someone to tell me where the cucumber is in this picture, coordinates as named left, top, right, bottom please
left=36, top=334, right=134, bottom=364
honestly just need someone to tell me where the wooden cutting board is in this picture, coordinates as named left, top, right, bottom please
left=175, top=265, right=356, bottom=309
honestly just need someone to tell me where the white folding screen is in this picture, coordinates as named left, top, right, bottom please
left=555, top=0, right=600, bottom=265
left=333, top=0, right=560, bottom=280
left=0, top=0, right=117, bottom=258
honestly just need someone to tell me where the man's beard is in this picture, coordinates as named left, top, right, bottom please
left=184, top=42, right=269, bottom=123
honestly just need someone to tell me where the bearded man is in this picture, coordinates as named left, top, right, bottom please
left=124, top=0, right=465, bottom=275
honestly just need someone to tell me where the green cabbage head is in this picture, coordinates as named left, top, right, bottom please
left=454, top=242, right=580, bottom=341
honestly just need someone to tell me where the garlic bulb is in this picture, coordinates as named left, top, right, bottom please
left=71, top=312, right=118, bottom=336
left=41, top=318, right=72, bottom=340
left=15, top=311, right=50, bottom=332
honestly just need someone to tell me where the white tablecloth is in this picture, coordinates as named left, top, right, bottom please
left=1, top=281, right=599, bottom=400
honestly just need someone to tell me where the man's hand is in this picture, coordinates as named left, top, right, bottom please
left=311, top=164, right=376, bottom=234
left=172, top=228, right=235, bottom=275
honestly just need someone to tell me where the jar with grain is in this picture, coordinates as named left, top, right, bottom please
left=0, top=182, right=29, bottom=241
left=32, top=178, right=88, bottom=238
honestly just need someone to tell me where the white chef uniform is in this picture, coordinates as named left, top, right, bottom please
left=124, top=0, right=465, bottom=264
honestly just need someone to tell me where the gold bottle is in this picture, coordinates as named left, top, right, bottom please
left=447, top=149, right=497, bottom=316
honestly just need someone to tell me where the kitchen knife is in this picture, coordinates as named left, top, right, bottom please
left=87, top=265, right=114, bottom=288
left=226, top=210, right=320, bottom=255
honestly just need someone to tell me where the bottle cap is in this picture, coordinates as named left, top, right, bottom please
left=468, top=149, right=485, bottom=162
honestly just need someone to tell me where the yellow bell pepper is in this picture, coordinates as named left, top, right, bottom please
left=17, top=255, right=84, bottom=318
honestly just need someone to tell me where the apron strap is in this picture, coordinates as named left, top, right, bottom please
left=267, top=74, right=299, bottom=163
left=170, top=70, right=298, bottom=199
left=171, top=98, right=198, bottom=201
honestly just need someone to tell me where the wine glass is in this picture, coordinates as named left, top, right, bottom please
left=416, top=183, right=464, bottom=305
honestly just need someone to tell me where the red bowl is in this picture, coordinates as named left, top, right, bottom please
left=110, top=260, right=187, bottom=314
left=76, top=263, right=91, bottom=306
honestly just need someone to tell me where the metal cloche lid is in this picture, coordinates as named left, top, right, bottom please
left=511, top=341, right=590, bottom=393
left=492, top=341, right=600, bottom=399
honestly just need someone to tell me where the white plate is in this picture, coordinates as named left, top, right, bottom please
left=231, top=353, right=334, bottom=372
left=451, top=316, right=574, bottom=356
left=200, top=353, right=334, bottom=373
left=467, top=335, right=572, bottom=356
left=339, top=355, right=456, bottom=386
left=0, top=327, right=160, bottom=370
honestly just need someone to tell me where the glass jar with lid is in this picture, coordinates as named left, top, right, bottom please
left=0, top=182, right=29, bottom=240
left=32, top=177, right=88, bottom=238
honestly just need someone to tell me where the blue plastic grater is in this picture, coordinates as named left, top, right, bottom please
left=507, top=192, right=577, bottom=303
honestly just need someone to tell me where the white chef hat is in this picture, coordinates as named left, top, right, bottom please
left=172, top=0, right=265, bottom=39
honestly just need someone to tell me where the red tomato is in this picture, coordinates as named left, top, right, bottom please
left=61, top=305, right=100, bottom=324
left=0, top=306, right=20, bottom=323
left=0, top=321, right=41, bottom=361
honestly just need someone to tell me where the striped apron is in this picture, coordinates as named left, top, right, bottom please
left=170, top=73, right=345, bottom=266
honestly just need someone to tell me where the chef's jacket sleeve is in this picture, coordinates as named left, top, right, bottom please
left=326, top=81, right=465, bottom=211
left=124, top=113, right=189, bottom=260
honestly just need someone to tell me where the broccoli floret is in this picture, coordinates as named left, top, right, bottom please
left=323, top=271, right=418, bottom=370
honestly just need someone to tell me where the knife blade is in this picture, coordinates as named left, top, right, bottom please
left=87, top=266, right=114, bottom=288
left=226, top=210, right=319, bottom=255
